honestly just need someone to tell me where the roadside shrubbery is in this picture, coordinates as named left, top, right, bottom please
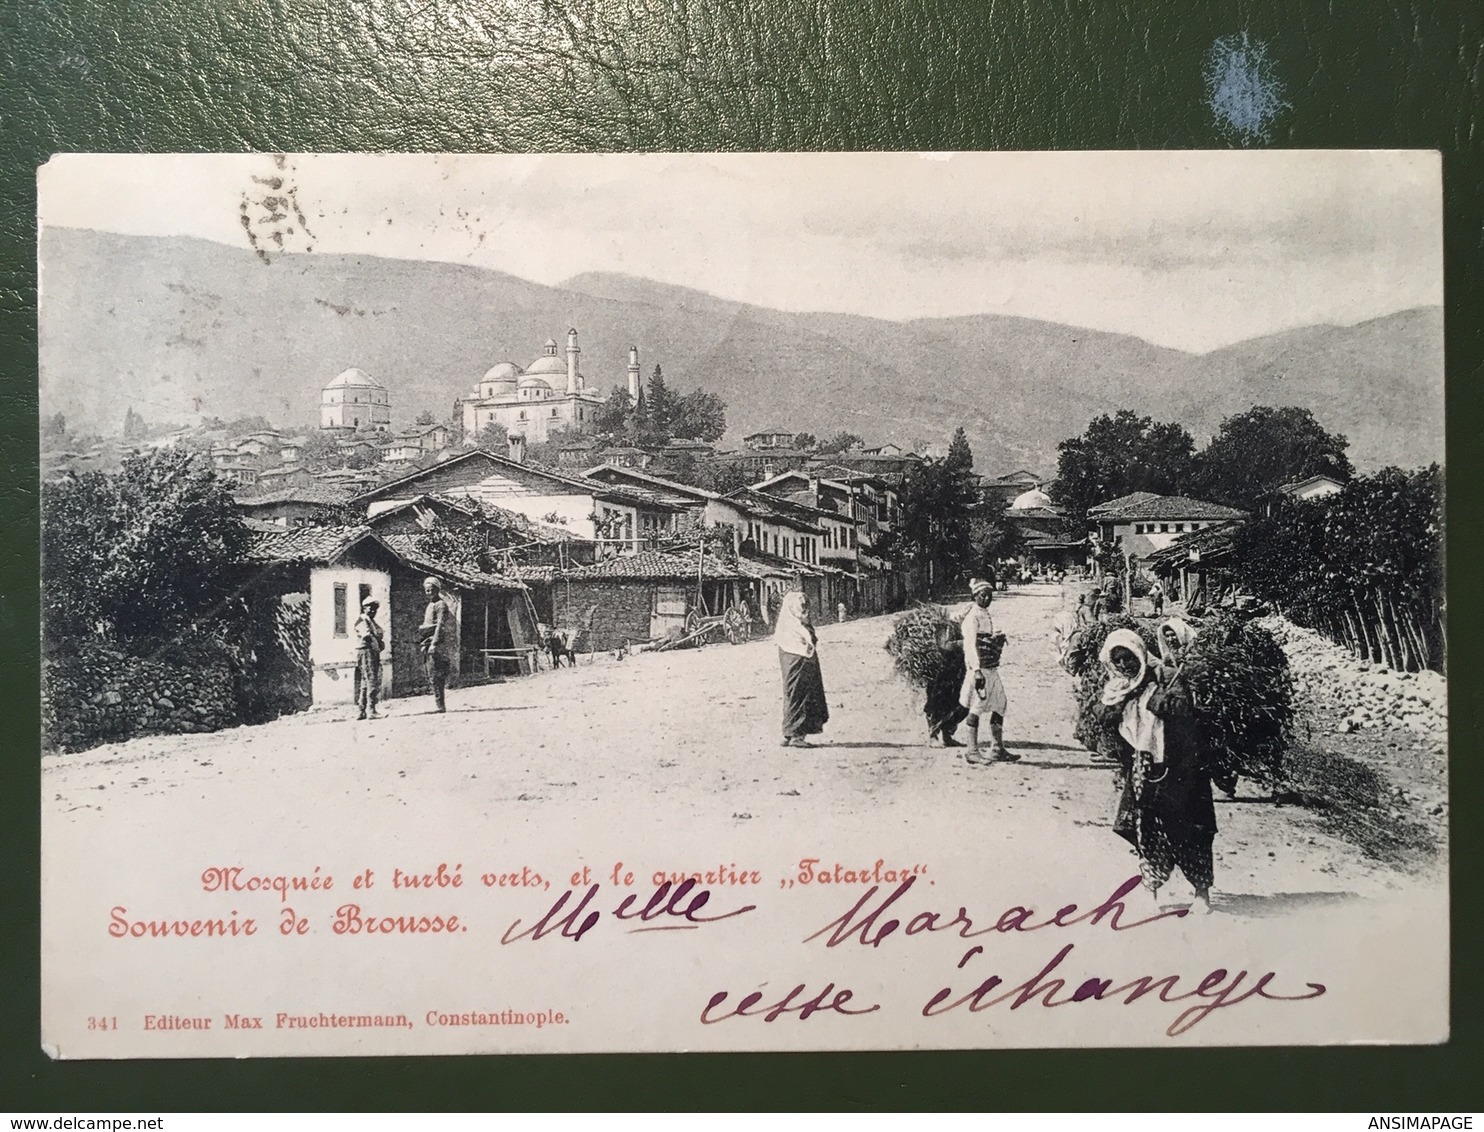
left=1231, top=466, right=1443, bottom=672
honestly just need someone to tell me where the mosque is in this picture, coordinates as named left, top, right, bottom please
left=319, top=367, right=392, bottom=431
left=458, top=328, right=628, bottom=445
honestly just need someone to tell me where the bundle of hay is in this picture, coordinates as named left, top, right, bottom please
left=1066, top=613, right=1294, bottom=788
left=884, top=604, right=960, bottom=687
left=884, top=603, right=1011, bottom=687
left=1180, top=613, right=1293, bottom=790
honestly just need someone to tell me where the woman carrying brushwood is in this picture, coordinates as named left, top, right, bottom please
left=1159, top=616, right=1240, bottom=797
left=1100, top=629, right=1216, bottom=915
left=775, top=589, right=830, bottom=748
left=924, top=628, right=969, bottom=747
left=961, top=578, right=1017, bottom=765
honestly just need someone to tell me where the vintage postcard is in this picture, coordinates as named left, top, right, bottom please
left=38, top=151, right=1447, bottom=1057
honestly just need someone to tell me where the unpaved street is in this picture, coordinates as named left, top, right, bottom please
left=45, top=585, right=1442, bottom=911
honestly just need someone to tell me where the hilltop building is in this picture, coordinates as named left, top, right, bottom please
left=320, top=368, right=391, bottom=431
left=458, top=328, right=611, bottom=445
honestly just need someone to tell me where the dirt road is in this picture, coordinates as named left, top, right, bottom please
left=45, top=585, right=1442, bottom=911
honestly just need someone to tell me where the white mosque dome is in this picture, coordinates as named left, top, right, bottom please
left=524, top=355, right=568, bottom=377
left=482, top=362, right=522, bottom=384
left=518, top=374, right=554, bottom=391
left=324, top=367, right=385, bottom=390
left=1010, top=488, right=1054, bottom=511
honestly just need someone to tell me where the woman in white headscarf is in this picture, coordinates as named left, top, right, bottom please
left=1099, top=629, right=1216, bottom=914
left=775, top=589, right=829, bottom=748
left=1157, top=617, right=1199, bottom=667
left=960, top=577, right=1016, bottom=765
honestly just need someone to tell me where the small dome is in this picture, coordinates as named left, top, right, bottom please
left=324, top=367, right=384, bottom=390
left=517, top=375, right=553, bottom=390
left=482, top=362, right=522, bottom=384
left=1010, top=488, right=1054, bottom=511
left=524, top=355, right=568, bottom=376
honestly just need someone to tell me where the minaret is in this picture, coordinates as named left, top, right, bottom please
left=627, top=346, right=641, bottom=401
left=566, top=327, right=580, bottom=395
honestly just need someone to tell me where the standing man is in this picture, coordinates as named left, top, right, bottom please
left=418, top=576, right=457, bottom=713
left=353, top=597, right=384, bottom=720
left=960, top=577, right=1018, bottom=765
left=1149, top=579, right=1165, bottom=617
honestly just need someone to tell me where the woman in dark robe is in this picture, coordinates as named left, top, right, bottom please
left=924, top=630, right=969, bottom=747
left=775, top=590, right=829, bottom=747
left=1099, top=629, right=1216, bottom=914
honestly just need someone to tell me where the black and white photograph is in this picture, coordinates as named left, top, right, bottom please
left=38, top=151, right=1446, bottom=1057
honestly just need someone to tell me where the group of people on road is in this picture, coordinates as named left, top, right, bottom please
left=775, top=570, right=1218, bottom=914
left=776, top=576, right=1017, bottom=764
left=350, top=576, right=461, bottom=720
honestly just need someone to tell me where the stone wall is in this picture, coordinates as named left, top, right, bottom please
left=553, top=581, right=652, bottom=652
left=43, top=641, right=240, bottom=754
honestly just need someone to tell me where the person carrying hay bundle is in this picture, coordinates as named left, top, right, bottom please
left=1099, top=629, right=1217, bottom=915
left=882, top=604, right=967, bottom=747
left=961, top=577, right=1017, bottom=765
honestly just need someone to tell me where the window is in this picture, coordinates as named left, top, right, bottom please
left=333, top=584, right=348, bottom=638
left=551, top=408, right=558, bottom=417
left=519, top=411, right=526, bottom=420
left=1159, top=523, right=1169, bottom=533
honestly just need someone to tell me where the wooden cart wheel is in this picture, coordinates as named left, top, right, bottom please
left=685, top=609, right=702, bottom=637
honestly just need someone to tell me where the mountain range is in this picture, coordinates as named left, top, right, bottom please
left=39, top=228, right=1444, bottom=473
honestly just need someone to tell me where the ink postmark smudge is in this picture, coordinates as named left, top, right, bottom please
left=1204, top=33, right=1289, bottom=143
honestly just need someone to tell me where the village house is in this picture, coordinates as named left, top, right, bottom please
left=1087, top=492, right=1248, bottom=560
left=234, top=431, right=283, bottom=459
left=546, top=548, right=755, bottom=653
left=348, top=447, right=685, bottom=552
left=235, top=481, right=358, bottom=527
left=808, top=449, right=921, bottom=481
left=753, top=466, right=901, bottom=560
left=579, top=464, right=864, bottom=618
left=1259, top=472, right=1349, bottom=517
left=983, top=469, right=1049, bottom=508
left=742, top=427, right=797, bottom=450
left=240, top=525, right=539, bottom=708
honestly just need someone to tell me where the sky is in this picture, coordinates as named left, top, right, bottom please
left=38, top=151, right=1442, bottom=353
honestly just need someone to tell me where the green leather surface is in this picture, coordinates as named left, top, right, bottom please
left=2, top=0, right=1481, bottom=1110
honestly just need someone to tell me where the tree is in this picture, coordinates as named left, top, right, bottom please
left=225, top=414, right=273, bottom=434
left=697, top=460, right=755, bottom=494
left=473, top=419, right=509, bottom=453
left=42, top=449, right=251, bottom=650
left=896, top=431, right=981, bottom=592
left=794, top=432, right=817, bottom=451
left=945, top=426, right=973, bottom=472
left=122, top=406, right=147, bottom=441
left=43, top=413, right=69, bottom=444
left=646, top=365, right=676, bottom=435
left=415, top=410, right=437, bottom=427
left=345, top=443, right=382, bottom=470
left=1050, top=410, right=1197, bottom=521
left=301, top=431, right=341, bottom=472
left=1193, top=405, right=1352, bottom=510
left=672, top=389, right=727, bottom=441
left=595, top=386, right=634, bottom=434
left=666, top=450, right=701, bottom=485
left=966, top=487, right=1023, bottom=574
left=816, top=431, right=863, bottom=455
